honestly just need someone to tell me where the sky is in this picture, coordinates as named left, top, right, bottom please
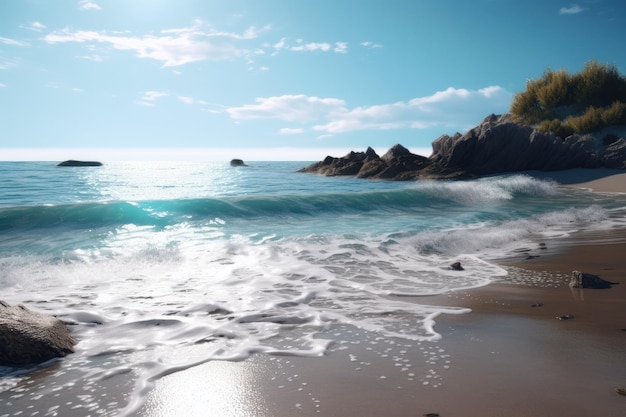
left=1, top=0, right=625, bottom=161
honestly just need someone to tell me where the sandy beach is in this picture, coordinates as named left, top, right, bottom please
left=132, top=171, right=626, bottom=416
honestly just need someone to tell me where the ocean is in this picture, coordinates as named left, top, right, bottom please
left=1, top=161, right=625, bottom=416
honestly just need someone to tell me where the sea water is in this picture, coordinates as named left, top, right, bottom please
left=1, top=161, right=626, bottom=415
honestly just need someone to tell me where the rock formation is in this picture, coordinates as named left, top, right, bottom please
left=569, top=270, right=617, bottom=289
left=230, top=159, right=248, bottom=167
left=299, top=114, right=626, bottom=180
left=57, top=160, right=103, bottom=167
left=0, top=301, right=75, bottom=367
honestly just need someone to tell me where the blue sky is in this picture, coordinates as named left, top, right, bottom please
left=1, top=0, right=625, bottom=161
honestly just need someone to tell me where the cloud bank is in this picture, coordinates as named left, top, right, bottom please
left=227, top=86, right=512, bottom=135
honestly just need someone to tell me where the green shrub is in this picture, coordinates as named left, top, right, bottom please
left=510, top=60, right=626, bottom=134
left=537, top=118, right=574, bottom=138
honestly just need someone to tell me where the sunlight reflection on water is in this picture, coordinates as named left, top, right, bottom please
left=139, top=360, right=272, bottom=417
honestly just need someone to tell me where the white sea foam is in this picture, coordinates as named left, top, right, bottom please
left=412, top=174, right=558, bottom=204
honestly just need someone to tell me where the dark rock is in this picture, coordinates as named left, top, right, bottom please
left=57, top=160, right=102, bottom=167
left=569, top=270, right=617, bottom=289
left=298, top=114, right=626, bottom=180
left=557, top=314, right=575, bottom=320
left=426, top=114, right=602, bottom=177
left=230, top=159, right=248, bottom=167
left=0, top=301, right=75, bottom=367
left=298, top=145, right=431, bottom=180
left=449, top=262, right=464, bottom=271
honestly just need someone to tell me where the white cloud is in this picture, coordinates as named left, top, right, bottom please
left=44, top=21, right=267, bottom=67
left=178, top=95, right=208, bottom=105
left=269, top=38, right=349, bottom=55
left=20, top=22, right=46, bottom=32
left=0, top=37, right=29, bottom=47
left=227, top=94, right=347, bottom=122
left=334, top=42, right=348, bottom=54
left=361, top=41, right=383, bottom=49
left=559, top=4, right=585, bottom=14
left=79, top=0, right=102, bottom=11
left=227, top=87, right=513, bottom=135
left=0, top=83, right=6, bottom=88
left=139, top=91, right=169, bottom=106
left=290, top=42, right=332, bottom=52
left=279, top=127, right=305, bottom=135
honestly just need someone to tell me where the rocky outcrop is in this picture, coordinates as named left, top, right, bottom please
left=298, top=145, right=430, bottom=180
left=57, top=160, right=102, bottom=167
left=0, top=301, right=75, bottom=367
left=427, top=114, right=625, bottom=176
left=299, top=114, right=626, bottom=180
left=230, top=159, right=248, bottom=167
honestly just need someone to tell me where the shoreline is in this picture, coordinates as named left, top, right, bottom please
left=136, top=170, right=626, bottom=417
left=136, top=235, right=626, bottom=417
left=114, top=169, right=626, bottom=416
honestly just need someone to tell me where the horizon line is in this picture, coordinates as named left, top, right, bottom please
left=0, top=146, right=434, bottom=162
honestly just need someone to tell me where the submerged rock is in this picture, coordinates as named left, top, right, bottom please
left=57, top=160, right=102, bottom=167
left=0, top=301, right=75, bottom=367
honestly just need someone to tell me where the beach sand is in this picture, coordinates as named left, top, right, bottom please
left=134, top=170, right=626, bottom=416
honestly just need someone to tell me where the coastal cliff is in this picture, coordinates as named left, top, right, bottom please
left=298, top=113, right=626, bottom=180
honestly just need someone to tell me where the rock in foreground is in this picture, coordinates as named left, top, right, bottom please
left=0, top=301, right=75, bottom=367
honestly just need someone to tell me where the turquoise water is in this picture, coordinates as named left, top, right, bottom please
left=1, top=161, right=625, bottom=415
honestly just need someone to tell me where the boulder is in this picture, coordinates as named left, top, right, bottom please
left=426, top=114, right=601, bottom=176
left=0, top=301, right=75, bottom=367
left=230, top=159, right=248, bottom=167
left=57, top=160, right=102, bottom=167
left=569, top=270, right=617, bottom=289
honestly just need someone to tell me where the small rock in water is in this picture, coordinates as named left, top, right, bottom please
left=449, top=262, right=464, bottom=271
left=423, top=414, right=440, bottom=417
left=616, top=387, right=626, bottom=396
left=531, top=303, right=543, bottom=308
left=557, top=314, right=574, bottom=320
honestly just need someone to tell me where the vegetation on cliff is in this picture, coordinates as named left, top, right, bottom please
left=510, top=60, right=626, bottom=138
